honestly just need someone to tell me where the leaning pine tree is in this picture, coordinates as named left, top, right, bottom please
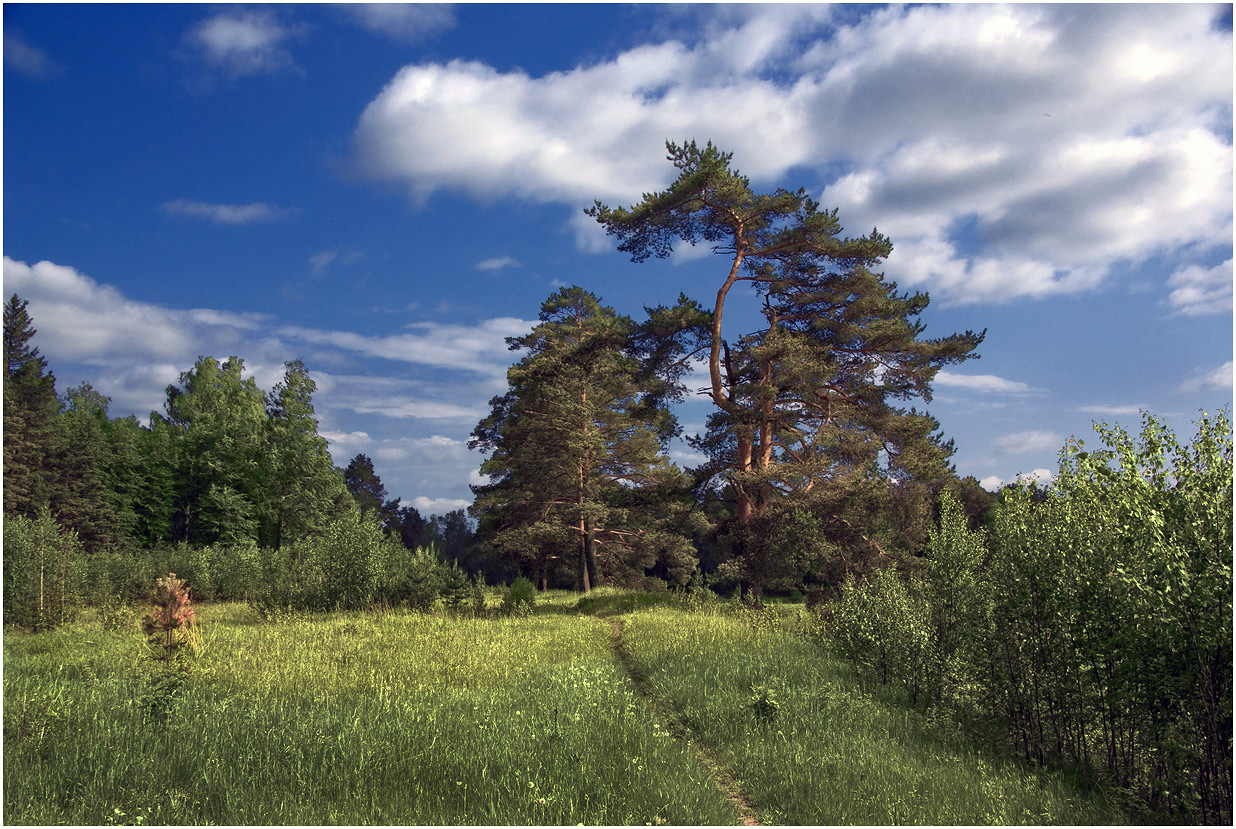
left=588, top=141, right=985, bottom=597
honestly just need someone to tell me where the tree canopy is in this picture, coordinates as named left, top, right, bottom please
left=470, top=286, right=702, bottom=591
left=589, top=141, right=985, bottom=595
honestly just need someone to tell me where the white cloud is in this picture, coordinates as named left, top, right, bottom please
left=1, top=255, right=510, bottom=508
left=340, top=4, right=456, bottom=43
left=4, top=31, right=61, bottom=79
left=935, top=370, right=1038, bottom=395
left=2, top=256, right=269, bottom=366
left=188, top=11, right=299, bottom=77
left=994, top=430, right=1064, bottom=455
left=476, top=256, right=521, bottom=272
left=352, top=4, right=1231, bottom=305
left=309, top=251, right=338, bottom=274
left=161, top=199, right=299, bottom=225
left=1079, top=405, right=1148, bottom=417
left=276, top=316, right=533, bottom=377
left=1179, top=361, right=1234, bottom=393
left=979, top=475, right=1004, bottom=492
left=2, top=256, right=285, bottom=416
left=1166, top=259, right=1233, bottom=317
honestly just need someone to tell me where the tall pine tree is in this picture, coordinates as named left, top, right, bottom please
left=471, top=286, right=700, bottom=591
left=589, top=141, right=984, bottom=596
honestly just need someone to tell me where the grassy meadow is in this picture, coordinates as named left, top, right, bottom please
left=4, top=589, right=1133, bottom=825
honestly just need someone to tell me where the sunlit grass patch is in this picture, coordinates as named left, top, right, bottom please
left=621, top=605, right=1128, bottom=826
left=3, top=603, right=738, bottom=825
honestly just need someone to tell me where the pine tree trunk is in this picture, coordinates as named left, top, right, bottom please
left=578, top=513, right=591, bottom=593
left=585, top=518, right=600, bottom=588
left=735, top=428, right=754, bottom=524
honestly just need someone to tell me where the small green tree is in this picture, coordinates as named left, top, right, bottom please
left=2, top=509, right=81, bottom=631
left=922, top=489, right=989, bottom=699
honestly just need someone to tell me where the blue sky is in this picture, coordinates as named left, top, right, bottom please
left=4, top=3, right=1232, bottom=515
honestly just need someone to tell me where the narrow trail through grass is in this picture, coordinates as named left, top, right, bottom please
left=608, top=618, right=763, bottom=827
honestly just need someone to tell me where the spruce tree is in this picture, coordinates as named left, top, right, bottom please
left=3, top=294, right=59, bottom=516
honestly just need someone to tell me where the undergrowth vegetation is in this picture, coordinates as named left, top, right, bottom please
left=3, top=412, right=1228, bottom=825
left=827, top=411, right=1233, bottom=823
left=621, top=604, right=1127, bottom=825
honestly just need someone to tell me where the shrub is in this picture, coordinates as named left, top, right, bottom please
left=387, top=544, right=446, bottom=612
left=829, top=567, right=934, bottom=704
left=142, top=573, right=197, bottom=666
left=502, top=576, right=537, bottom=615
left=99, top=594, right=138, bottom=632
left=748, top=684, right=780, bottom=726
left=2, top=509, right=83, bottom=631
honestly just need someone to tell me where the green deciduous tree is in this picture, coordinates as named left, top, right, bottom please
left=835, top=412, right=1231, bottom=822
left=52, top=382, right=121, bottom=551
left=261, top=360, right=351, bottom=549
left=589, top=141, right=983, bottom=596
left=2, top=508, right=82, bottom=631
left=158, top=356, right=267, bottom=545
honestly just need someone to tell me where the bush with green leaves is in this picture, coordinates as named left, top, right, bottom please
left=828, top=567, right=934, bottom=704
left=99, top=594, right=138, bottom=632
left=977, top=411, right=1232, bottom=822
left=838, top=411, right=1232, bottom=822
left=502, top=575, right=537, bottom=615
left=922, top=489, right=990, bottom=703
left=386, top=543, right=447, bottom=612
left=2, top=509, right=83, bottom=631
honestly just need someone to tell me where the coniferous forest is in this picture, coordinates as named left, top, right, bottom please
left=4, top=143, right=1231, bottom=825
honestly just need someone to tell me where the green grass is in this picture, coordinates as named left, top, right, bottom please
left=3, top=602, right=738, bottom=825
left=620, top=604, right=1130, bottom=825
left=4, top=594, right=1142, bottom=825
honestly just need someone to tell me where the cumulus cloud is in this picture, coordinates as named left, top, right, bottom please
left=2, top=256, right=281, bottom=416
left=411, top=496, right=472, bottom=516
left=1179, top=361, right=1234, bottom=393
left=935, top=370, right=1038, bottom=395
left=351, top=4, right=1231, bottom=305
left=187, top=11, right=300, bottom=77
left=4, top=31, right=61, bottom=79
left=161, top=199, right=300, bottom=225
left=340, top=3, right=457, bottom=43
left=2, top=255, right=522, bottom=506
left=1166, top=259, right=1233, bottom=316
left=476, top=256, right=520, bottom=272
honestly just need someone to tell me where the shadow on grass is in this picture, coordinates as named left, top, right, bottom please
left=572, top=590, right=681, bottom=618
